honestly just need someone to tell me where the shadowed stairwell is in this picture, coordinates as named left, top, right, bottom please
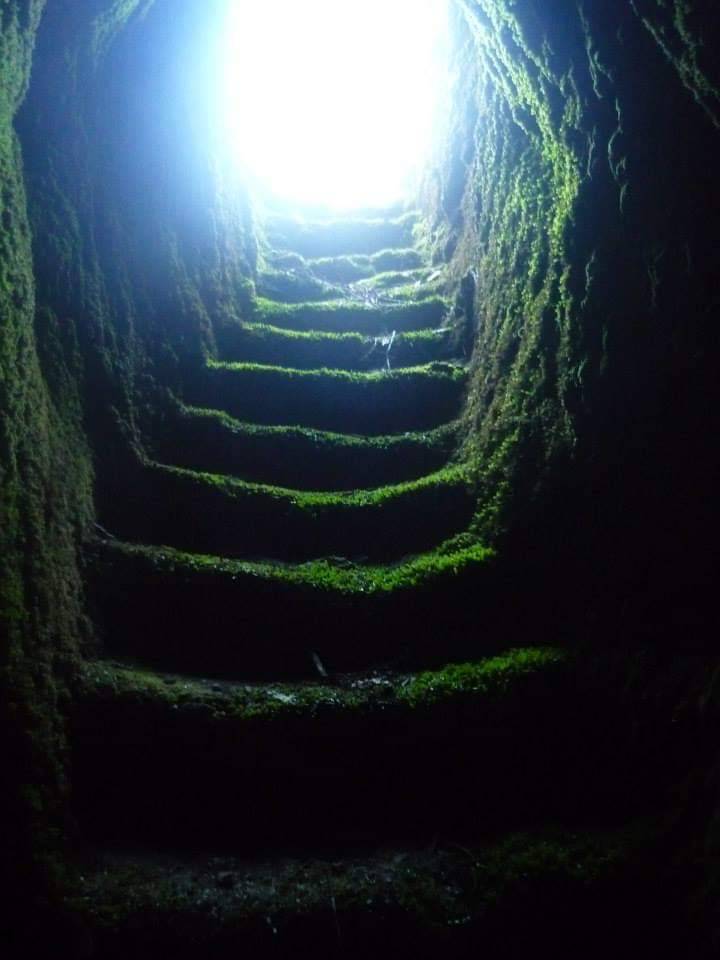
left=69, top=212, right=686, bottom=957
left=3, top=0, right=719, bottom=956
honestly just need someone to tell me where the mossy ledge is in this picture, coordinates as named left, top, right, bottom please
left=255, top=268, right=343, bottom=304
left=252, top=295, right=448, bottom=334
left=187, top=361, right=467, bottom=435
left=265, top=211, right=417, bottom=258
left=215, top=321, right=454, bottom=370
left=150, top=405, right=460, bottom=491
left=68, top=649, right=597, bottom=850
left=350, top=267, right=436, bottom=291
left=87, top=536, right=496, bottom=678
left=65, top=825, right=671, bottom=960
left=306, top=247, right=425, bottom=283
left=101, top=461, right=476, bottom=563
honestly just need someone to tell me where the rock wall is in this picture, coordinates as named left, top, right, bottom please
left=426, top=0, right=719, bottom=640
left=2, top=0, right=256, bottom=937
left=0, top=0, right=94, bottom=927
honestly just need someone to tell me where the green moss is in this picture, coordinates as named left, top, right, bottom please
left=75, top=645, right=565, bottom=722
left=189, top=361, right=468, bottom=434
left=256, top=267, right=343, bottom=303
left=308, top=248, right=425, bottom=283
left=632, top=0, right=720, bottom=128
left=265, top=211, right=417, bottom=258
left=150, top=404, right=459, bottom=490
left=95, top=533, right=494, bottom=597
left=424, top=0, right=587, bottom=541
left=0, top=0, right=94, bottom=918
left=87, top=534, right=497, bottom=677
left=64, top=826, right=652, bottom=956
left=351, top=274, right=446, bottom=303
left=253, top=295, right=449, bottom=334
left=91, top=0, right=155, bottom=62
left=216, top=320, right=453, bottom=370
left=402, top=647, right=568, bottom=706
left=350, top=267, right=434, bottom=290
left=104, top=459, right=476, bottom=562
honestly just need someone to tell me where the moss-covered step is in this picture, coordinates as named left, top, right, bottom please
left=68, top=650, right=602, bottom=851
left=265, top=212, right=416, bottom=258
left=256, top=268, right=343, bottom=303
left=349, top=274, right=446, bottom=303
left=150, top=406, right=459, bottom=491
left=66, top=825, right=668, bottom=960
left=307, top=247, right=425, bottom=283
left=87, top=536, right=498, bottom=678
left=252, top=295, right=447, bottom=334
left=215, top=321, right=455, bottom=370
left=101, top=461, right=476, bottom=564
left=187, top=362, right=467, bottom=435
left=349, top=267, right=436, bottom=291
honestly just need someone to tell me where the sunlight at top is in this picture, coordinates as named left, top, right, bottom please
left=219, top=0, right=449, bottom=211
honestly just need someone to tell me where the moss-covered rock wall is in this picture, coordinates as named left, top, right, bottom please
left=0, top=0, right=94, bottom=930
left=428, top=0, right=719, bottom=640
left=3, top=0, right=720, bottom=944
left=16, top=0, right=256, bottom=521
left=3, top=0, right=258, bottom=939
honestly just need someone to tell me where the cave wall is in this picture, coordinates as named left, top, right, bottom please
left=0, top=0, right=94, bottom=916
left=2, top=0, right=258, bottom=928
left=428, top=0, right=719, bottom=640
left=2, top=0, right=720, bottom=934
left=17, top=0, right=256, bottom=521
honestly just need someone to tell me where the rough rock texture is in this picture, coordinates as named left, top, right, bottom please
left=1, top=0, right=720, bottom=954
left=2, top=0, right=256, bottom=945
left=0, top=0, right=93, bottom=934
left=426, top=0, right=719, bottom=640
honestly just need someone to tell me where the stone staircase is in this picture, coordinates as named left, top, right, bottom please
left=69, top=212, right=676, bottom=957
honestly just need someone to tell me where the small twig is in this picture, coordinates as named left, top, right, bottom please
left=385, top=330, right=396, bottom=371
left=330, top=894, right=341, bottom=945
left=94, top=522, right=117, bottom=540
left=311, top=651, right=328, bottom=678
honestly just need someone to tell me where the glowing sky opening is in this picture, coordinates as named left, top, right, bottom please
left=219, top=0, right=450, bottom=211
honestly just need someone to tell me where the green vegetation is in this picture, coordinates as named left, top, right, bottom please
left=63, top=825, right=657, bottom=957
left=87, top=535, right=497, bottom=676
left=189, top=361, right=467, bottom=434
left=0, top=0, right=94, bottom=919
left=216, top=320, right=453, bottom=370
left=255, top=267, right=343, bottom=303
left=309, top=248, right=424, bottom=283
left=351, top=275, right=446, bottom=303
left=424, top=0, right=586, bottom=540
left=108, top=459, right=475, bottom=562
left=403, top=647, right=568, bottom=706
left=351, top=267, right=434, bottom=291
left=253, top=294, right=448, bottom=334
left=94, top=532, right=493, bottom=598
left=151, top=405, right=459, bottom=490
left=74, top=646, right=567, bottom=722
left=265, top=211, right=417, bottom=258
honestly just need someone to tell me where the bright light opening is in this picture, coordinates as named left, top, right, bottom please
left=219, top=0, right=449, bottom=211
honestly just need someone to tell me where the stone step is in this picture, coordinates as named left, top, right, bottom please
left=186, top=362, right=467, bottom=435
left=65, top=823, right=658, bottom=960
left=68, top=649, right=590, bottom=852
left=99, top=461, right=476, bottom=564
left=216, top=321, right=454, bottom=370
left=150, top=406, right=459, bottom=491
left=252, top=295, right=448, bottom=334
left=265, top=212, right=416, bottom=258
left=256, top=268, right=343, bottom=303
left=350, top=266, right=437, bottom=291
left=87, top=537, right=497, bottom=679
left=306, top=247, right=424, bottom=283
